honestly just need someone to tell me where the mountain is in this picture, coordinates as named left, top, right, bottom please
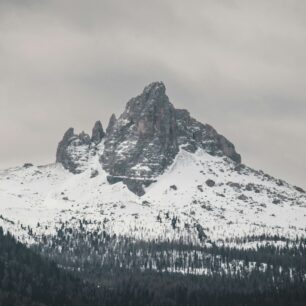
left=1, top=81, right=305, bottom=245
left=1, top=81, right=306, bottom=305
left=56, top=82, right=240, bottom=195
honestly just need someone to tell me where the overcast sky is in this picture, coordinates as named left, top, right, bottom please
left=0, top=0, right=305, bottom=188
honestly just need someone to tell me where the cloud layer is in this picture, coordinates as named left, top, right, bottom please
left=1, top=0, right=305, bottom=187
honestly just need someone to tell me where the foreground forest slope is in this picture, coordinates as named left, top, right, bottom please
left=1, top=227, right=306, bottom=306
left=0, top=227, right=106, bottom=306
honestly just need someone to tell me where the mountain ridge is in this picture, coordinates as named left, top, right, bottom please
left=56, top=81, right=241, bottom=195
left=0, top=82, right=305, bottom=252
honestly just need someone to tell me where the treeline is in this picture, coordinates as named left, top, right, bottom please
left=34, top=224, right=306, bottom=305
left=0, top=227, right=106, bottom=306
left=1, top=225, right=306, bottom=305
left=34, top=223, right=306, bottom=282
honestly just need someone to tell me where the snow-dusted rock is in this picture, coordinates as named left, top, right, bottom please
left=56, top=128, right=92, bottom=174
left=3, top=81, right=304, bottom=248
left=91, top=120, right=105, bottom=144
left=55, top=81, right=241, bottom=195
left=0, top=148, right=305, bottom=248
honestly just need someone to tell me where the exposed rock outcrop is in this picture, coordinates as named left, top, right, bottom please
left=106, top=114, right=117, bottom=135
left=91, top=120, right=105, bottom=144
left=56, top=81, right=241, bottom=195
left=206, top=179, right=216, bottom=187
left=175, top=109, right=241, bottom=163
left=101, top=82, right=179, bottom=195
left=101, top=82, right=240, bottom=194
left=56, top=128, right=92, bottom=173
left=23, top=163, right=33, bottom=168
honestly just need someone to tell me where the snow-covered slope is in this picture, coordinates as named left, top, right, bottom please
left=1, top=82, right=305, bottom=248
left=1, top=146, right=305, bottom=247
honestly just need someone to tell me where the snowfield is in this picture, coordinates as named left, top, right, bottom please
left=0, top=148, right=305, bottom=247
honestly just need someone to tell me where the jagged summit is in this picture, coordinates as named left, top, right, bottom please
left=56, top=123, right=104, bottom=174
left=106, top=114, right=117, bottom=134
left=56, top=82, right=241, bottom=195
left=142, top=81, right=166, bottom=97
left=91, top=120, right=105, bottom=144
left=101, top=81, right=178, bottom=195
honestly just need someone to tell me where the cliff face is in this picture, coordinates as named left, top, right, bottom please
left=175, top=109, right=241, bottom=163
left=56, top=81, right=240, bottom=195
left=55, top=128, right=91, bottom=174
left=101, top=82, right=179, bottom=181
left=56, top=123, right=105, bottom=174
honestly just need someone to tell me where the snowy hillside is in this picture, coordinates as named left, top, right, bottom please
left=1, top=147, right=305, bottom=248
left=1, top=81, right=306, bottom=287
left=0, top=81, right=305, bottom=254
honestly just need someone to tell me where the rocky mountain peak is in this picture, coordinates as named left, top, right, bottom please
left=56, top=128, right=75, bottom=162
left=101, top=82, right=178, bottom=194
left=106, top=114, right=117, bottom=135
left=62, top=127, right=75, bottom=141
left=123, top=81, right=173, bottom=125
left=91, top=120, right=105, bottom=144
left=56, top=128, right=92, bottom=174
left=142, top=81, right=166, bottom=98
left=56, top=82, right=241, bottom=195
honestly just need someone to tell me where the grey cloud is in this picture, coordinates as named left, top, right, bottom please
left=0, top=0, right=305, bottom=188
